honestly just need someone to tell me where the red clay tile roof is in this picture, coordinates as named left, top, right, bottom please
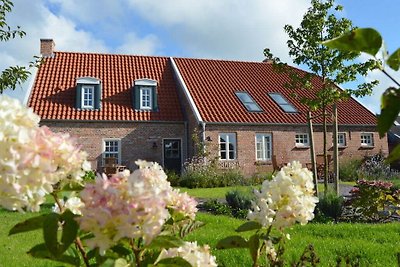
left=28, top=52, right=184, bottom=121
left=173, top=57, right=377, bottom=125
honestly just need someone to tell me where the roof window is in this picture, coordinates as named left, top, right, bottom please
left=235, top=91, right=262, bottom=112
left=268, top=93, right=297, bottom=113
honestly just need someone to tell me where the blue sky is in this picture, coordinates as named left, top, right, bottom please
left=1, top=0, right=399, bottom=114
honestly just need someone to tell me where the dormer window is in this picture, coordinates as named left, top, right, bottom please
left=268, top=92, right=297, bottom=113
left=82, top=86, right=94, bottom=108
left=140, top=87, right=152, bottom=109
left=133, top=79, right=158, bottom=111
left=235, top=91, right=262, bottom=112
left=76, top=77, right=101, bottom=110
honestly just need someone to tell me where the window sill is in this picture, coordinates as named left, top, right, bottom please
left=255, top=160, right=271, bottom=165
left=359, top=145, right=374, bottom=149
left=295, top=145, right=310, bottom=149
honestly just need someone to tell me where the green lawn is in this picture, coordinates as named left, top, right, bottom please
left=2, top=208, right=400, bottom=266
left=178, top=183, right=354, bottom=199
left=186, top=213, right=400, bottom=266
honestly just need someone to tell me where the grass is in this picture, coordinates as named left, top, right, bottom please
left=178, top=185, right=257, bottom=199
left=1, top=208, right=400, bottom=266
left=0, top=208, right=57, bottom=267
left=178, top=183, right=354, bottom=199
left=187, top=213, right=400, bottom=266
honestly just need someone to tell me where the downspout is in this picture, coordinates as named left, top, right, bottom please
left=202, top=122, right=206, bottom=158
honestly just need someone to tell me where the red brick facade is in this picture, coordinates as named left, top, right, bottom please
left=43, top=121, right=186, bottom=171
left=202, top=124, right=388, bottom=176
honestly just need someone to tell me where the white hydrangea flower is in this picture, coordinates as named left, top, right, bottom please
left=0, top=95, right=89, bottom=212
left=156, top=241, right=217, bottom=267
left=52, top=196, right=84, bottom=215
left=168, top=189, right=198, bottom=220
left=78, top=161, right=199, bottom=255
left=248, top=161, right=318, bottom=230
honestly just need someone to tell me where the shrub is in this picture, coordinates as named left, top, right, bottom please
left=357, top=153, right=399, bottom=180
left=82, top=170, right=96, bottom=182
left=345, top=180, right=400, bottom=222
left=339, top=159, right=362, bottom=181
left=315, top=192, right=344, bottom=222
left=180, top=161, right=246, bottom=188
left=225, top=189, right=254, bottom=218
left=202, top=199, right=231, bottom=216
left=245, top=172, right=272, bottom=185
left=165, top=170, right=180, bottom=186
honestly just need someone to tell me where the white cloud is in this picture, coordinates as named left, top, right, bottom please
left=115, top=32, right=160, bottom=55
left=0, top=0, right=109, bottom=102
left=127, top=0, right=310, bottom=61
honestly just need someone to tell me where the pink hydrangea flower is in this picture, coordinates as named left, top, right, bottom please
left=0, top=96, right=90, bottom=212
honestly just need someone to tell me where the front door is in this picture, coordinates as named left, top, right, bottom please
left=163, top=139, right=182, bottom=173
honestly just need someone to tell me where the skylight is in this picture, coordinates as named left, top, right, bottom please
left=268, top=93, right=298, bottom=113
left=235, top=92, right=262, bottom=112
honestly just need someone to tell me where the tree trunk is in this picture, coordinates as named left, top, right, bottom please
left=333, top=104, right=339, bottom=196
left=322, top=106, right=328, bottom=196
left=307, top=111, right=318, bottom=197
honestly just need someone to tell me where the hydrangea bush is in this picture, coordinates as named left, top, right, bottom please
left=217, top=161, right=319, bottom=266
left=1, top=95, right=319, bottom=266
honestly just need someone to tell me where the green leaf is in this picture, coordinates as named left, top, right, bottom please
left=323, top=28, right=382, bottom=56
left=60, top=210, right=79, bottom=253
left=216, top=235, right=248, bottom=249
left=155, top=257, right=192, bottom=267
left=43, top=213, right=60, bottom=257
left=386, top=144, right=400, bottom=163
left=147, top=235, right=185, bottom=249
left=28, top=243, right=80, bottom=266
left=110, top=244, right=131, bottom=256
left=387, top=48, right=400, bottom=71
left=9, top=214, right=47, bottom=235
left=378, top=87, right=400, bottom=137
left=235, top=221, right=262, bottom=232
left=248, top=234, right=260, bottom=264
left=61, top=182, right=84, bottom=191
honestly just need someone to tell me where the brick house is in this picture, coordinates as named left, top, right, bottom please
left=27, top=39, right=388, bottom=176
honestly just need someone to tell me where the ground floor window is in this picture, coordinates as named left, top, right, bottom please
left=219, top=133, right=236, bottom=160
left=295, top=133, right=309, bottom=147
left=103, top=139, right=121, bottom=164
left=256, top=133, right=272, bottom=160
left=338, top=132, right=347, bottom=147
left=361, top=133, right=374, bottom=147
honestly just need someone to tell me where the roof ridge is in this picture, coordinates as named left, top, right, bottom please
left=54, top=51, right=171, bottom=59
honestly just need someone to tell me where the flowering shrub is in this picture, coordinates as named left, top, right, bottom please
left=156, top=241, right=217, bottom=267
left=217, top=161, right=319, bottom=266
left=345, top=179, right=400, bottom=222
left=1, top=96, right=211, bottom=266
left=0, top=95, right=90, bottom=212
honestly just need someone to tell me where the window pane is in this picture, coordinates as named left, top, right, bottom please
left=235, top=92, right=262, bottom=112
left=269, top=93, right=297, bottom=113
left=229, top=152, right=235, bottom=159
left=220, top=143, right=226, bottom=151
left=220, top=152, right=226, bottom=159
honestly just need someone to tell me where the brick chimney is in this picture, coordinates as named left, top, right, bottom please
left=40, top=39, right=55, bottom=57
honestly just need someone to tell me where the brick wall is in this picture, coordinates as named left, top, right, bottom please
left=42, top=120, right=186, bottom=171
left=204, top=124, right=388, bottom=176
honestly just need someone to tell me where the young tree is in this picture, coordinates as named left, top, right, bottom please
left=265, top=0, right=378, bottom=195
left=0, top=0, right=38, bottom=93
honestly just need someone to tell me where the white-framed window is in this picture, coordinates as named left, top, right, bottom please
left=103, top=139, right=121, bottom=164
left=361, top=133, right=374, bottom=147
left=235, top=91, right=262, bottom=112
left=295, top=133, right=310, bottom=147
left=140, top=87, right=152, bottom=109
left=219, top=133, right=236, bottom=160
left=82, top=85, right=94, bottom=108
left=256, top=133, right=272, bottom=160
left=338, top=132, right=347, bottom=147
